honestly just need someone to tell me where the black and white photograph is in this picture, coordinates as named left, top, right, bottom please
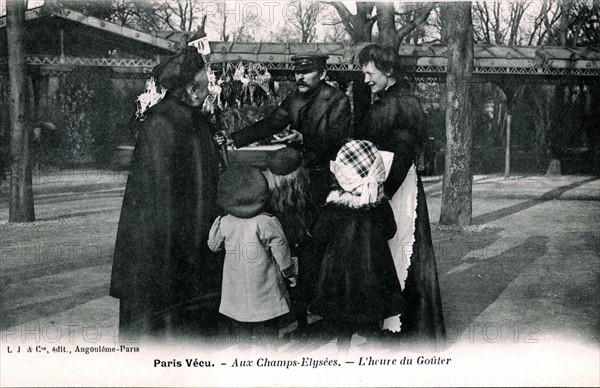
left=0, top=0, right=598, bottom=386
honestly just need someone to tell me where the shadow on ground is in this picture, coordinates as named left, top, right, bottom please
left=472, top=176, right=599, bottom=225
left=441, top=236, right=548, bottom=342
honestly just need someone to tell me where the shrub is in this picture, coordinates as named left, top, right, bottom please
left=56, top=69, right=117, bottom=167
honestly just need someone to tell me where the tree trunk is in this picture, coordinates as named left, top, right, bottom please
left=547, top=84, right=567, bottom=175
left=587, top=84, right=600, bottom=174
left=559, top=0, right=572, bottom=46
left=504, top=113, right=512, bottom=178
left=376, top=2, right=399, bottom=48
left=330, top=1, right=375, bottom=43
left=7, top=0, right=35, bottom=223
left=439, top=2, right=474, bottom=227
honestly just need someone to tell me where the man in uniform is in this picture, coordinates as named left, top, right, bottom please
left=230, top=53, right=352, bottom=206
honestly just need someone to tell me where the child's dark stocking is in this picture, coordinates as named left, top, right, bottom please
left=289, top=283, right=308, bottom=329
left=362, top=321, right=382, bottom=351
left=334, top=321, right=356, bottom=354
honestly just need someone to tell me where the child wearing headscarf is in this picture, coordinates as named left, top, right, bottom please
left=208, top=165, right=297, bottom=351
left=310, top=140, right=404, bottom=353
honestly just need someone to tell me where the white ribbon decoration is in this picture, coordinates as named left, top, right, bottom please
left=380, top=150, right=394, bottom=180
left=188, top=36, right=211, bottom=55
left=135, top=77, right=166, bottom=119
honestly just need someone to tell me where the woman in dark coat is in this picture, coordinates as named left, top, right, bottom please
left=110, top=47, right=222, bottom=340
left=358, top=44, right=446, bottom=346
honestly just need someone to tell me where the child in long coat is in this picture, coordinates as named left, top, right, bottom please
left=208, top=165, right=297, bottom=351
left=310, top=140, right=404, bottom=353
left=263, top=147, right=315, bottom=339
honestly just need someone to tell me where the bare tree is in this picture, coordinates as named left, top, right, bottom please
left=565, top=0, right=600, bottom=46
left=329, top=1, right=376, bottom=42
left=218, top=1, right=229, bottom=42
left=528, top=85, right=553, bottom=153
left=150, top=0, right=204, bottom=32
left=439, top=2, right=474, bottom=227
left=330, top=1, right=436, bottom=49
left=473, top=1, right=495, bottom=44
left=518, top=0, right=599, bottom=47
left=394, top=2, right=439, bottom=45
left=280, top=0, right=321, bottom=43
left=7, top=0, right=35, bottom=222
left=559, top=0, right=573, bottom=45
left=203, top=1, right=232, bottom=42
left=321, top=17, right=353, bottom=43
left=203, top=1, right=264, bottom=42
left=112, top=1, right=173, bottom=32
left=527, top=0, right=561, bottom=45
left=381, top=2, right=437, bottom=47
left=49, top=0, right=168, bottom=32
left=472, top=1, right=536, bottom=45
left=507, top=1, right=528, bottom=44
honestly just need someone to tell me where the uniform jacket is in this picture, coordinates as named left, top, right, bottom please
left=310, top=191, right=404, bottom=323
left=231, top=81, right=352, bottom=169
left=361, top=83, right=446, bottom=344
left=208, top=214, right=294, bottom=322
left=110, top=95, right=222, bottom=334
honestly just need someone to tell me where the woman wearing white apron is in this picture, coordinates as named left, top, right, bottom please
left=358, top=44, right=446, bottom=346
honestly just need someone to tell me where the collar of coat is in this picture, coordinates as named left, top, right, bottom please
left=375, top=81, right=412, bottom=102
left=325, top=189, right=385, bottom=209
left=146, top=95, right=211, bottom=132
left=376, top=81, right=398, bottom=99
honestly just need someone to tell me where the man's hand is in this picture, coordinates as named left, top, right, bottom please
left=272, top=129, right=303, bottom=145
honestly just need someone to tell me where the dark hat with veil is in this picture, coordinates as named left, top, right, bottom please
left=152, top=46, right=206, bottom=90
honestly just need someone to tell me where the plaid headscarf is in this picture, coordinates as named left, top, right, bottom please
left=330, top=140, right=388, bottom=205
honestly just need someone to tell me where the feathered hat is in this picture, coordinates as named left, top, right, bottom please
left=152, top=46, right=205, bottom=90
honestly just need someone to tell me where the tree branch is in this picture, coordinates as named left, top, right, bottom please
left=329, top=1, right=375, bottom=42
left=329, top=1, right=358, bottom=36
left=396, top=2, right=437, bottom=43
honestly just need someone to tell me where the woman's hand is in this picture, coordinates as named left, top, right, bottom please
left=272, top=129, right=303, bottom=145
left=288, top=276, right=298, bottom=288
left=213, top=131, right=233, bottom=147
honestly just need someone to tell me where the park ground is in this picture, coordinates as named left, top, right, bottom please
left=0, top=169, right=599, bottom=386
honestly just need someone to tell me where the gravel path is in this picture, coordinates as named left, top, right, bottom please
left=1, top=173, right=598, bottom=353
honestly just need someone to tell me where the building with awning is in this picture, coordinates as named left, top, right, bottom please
left=0, top=5, right=186, bottom=167
left=2, top=5, right=598, bottom=126
left=2, top=5, right=599, bottom=80
left=208, top=41, right=600, bottom=83
left=1, top=5, right=598, bottom=172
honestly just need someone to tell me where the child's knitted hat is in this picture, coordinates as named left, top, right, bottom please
left=218, top=165, right=269, bottom=218
left=330, top=140, right=389, bottom=205
left=268, top=146, right=301, bottom=176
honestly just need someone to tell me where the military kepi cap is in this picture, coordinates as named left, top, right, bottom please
left=291, top=53, right=328, bottom=73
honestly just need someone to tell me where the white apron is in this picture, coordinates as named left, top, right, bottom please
left=382, top=163, right=419, bottom=332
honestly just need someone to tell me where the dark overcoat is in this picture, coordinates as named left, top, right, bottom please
left=231, top=81, right=351, bottom=168
left=110, top=95, right=222, bottom=338
left=231, top=81, right=352, bottom=206
left=310, top=195, right=404, bottom=323
left=361, top=83, right=446, bottom=344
